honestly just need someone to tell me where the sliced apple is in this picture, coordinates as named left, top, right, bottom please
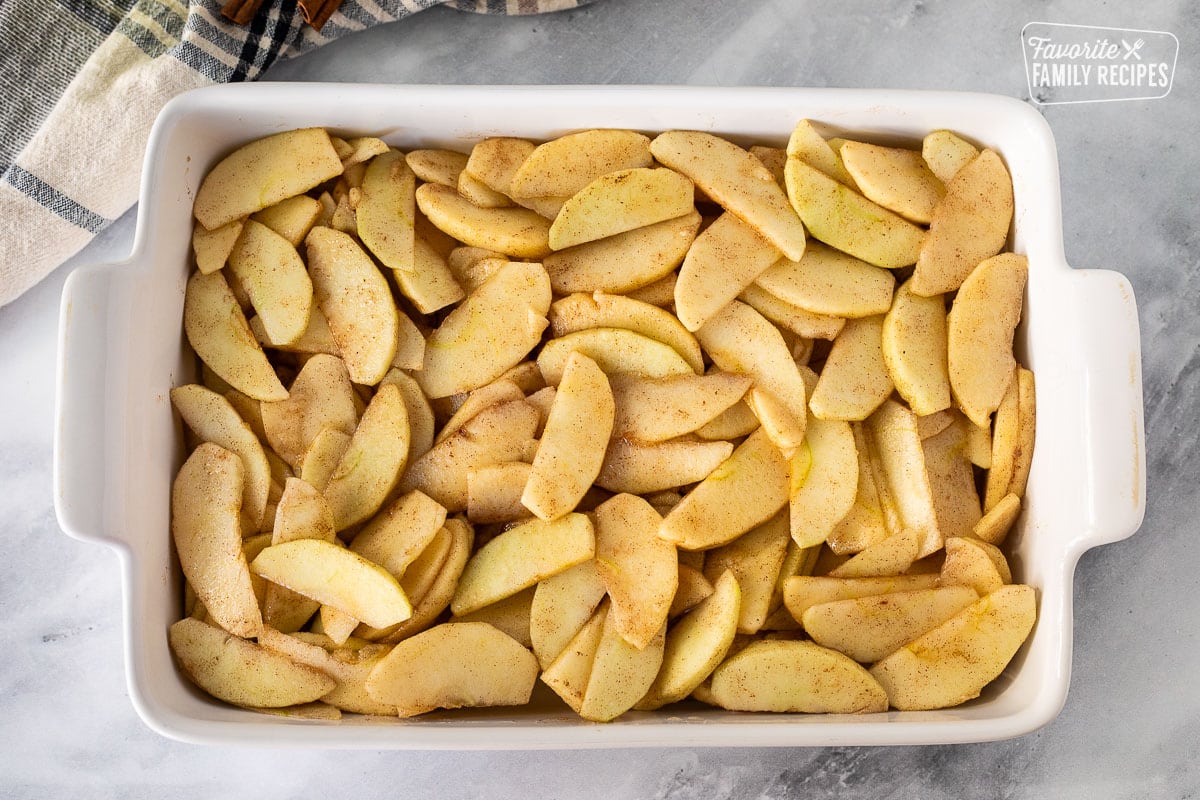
left=669, top=563, right=715, bottom=618
left=416, top=183, right=551, bottom=258
left=870, top=584, right=1036, bottom=710
left=912, top=149, right=1014, bottom=296
left=530, top=559, right=608, bottom=669
left=548, top=168, right=694, bottom=250
left=1010, top=367, right=1037, bottom=499
left=839, top=141, right=945, bottom=225
left=224, top=219, right=314, bottom=347
left=739, top=283, right=845, bottom=341
left=305, top=226, right=399, bottom=386
left=866, top=399, right=942, bottom=558
left=755, top=242, right=895, bottom=320
left=392, top=235, right=465, bottom=315
left=537, top=328, right=695, bottom=385
left=262, top=477, right=337, bottom=633
left=541, top=604, right=608, bottom=713
left=549, top=292, right=704, bottom=373
left=940, top=536, right=1006, bottom=596
left=947, top=253, right=1028, bottom=428
left=296, top=427, right=352, bottom=492
left=694, top=398, right=760, bottom=441
left=789, top=414, right=858, bottom=549
left=169, top=618, right=334, bottom=707
left=922, top=130, right=980, bottom=183
left=250, top=539, right=411, bottom=629
left=379, top=368, right=436, bottom=464
left=458, top=170, right=512, bottom=208
left=674, top=212, right=781, bottom=331
left=417, top=260, right=552, bottom=399
left=695, top=300, right=808, bottom=449
left=464, top=137, right=537, bottom=196
left=882, top=279, right=951, bottom=416
left=803, top=586, right=979, bottom=663
left=659, top=429, right=789, bottom=551
left=709, top=639, right=887, bottom=713
left=451, top=588, right=535, bottom=648
left=251, top=305, right=338, bottom=357
left=809, top=315, right=893, bottom=421
left=192, top=219, right=244, bottom=275
left=543, top=211, right=700, bottom=294
left=651, top=130, right=806, bottom=261
left=609, top=372, right=751, bottom=444
left=172, top=443, right=263, bottom=638
left=400, top=399, right=539, bottom=511
left=786, top=120, right=855, bottom=186
left=365, top=622, right=539, bottom=716
left=785, top=158, right=925, bottom=269
left=923, top=419, right=983, bottom=540
left=194, top=128, right=343, bottom=230
left=451, top=513, right=595, bottom=615
left=405, top=149, right=468, bottom=187
left=596, top=437, right=732, bottom=495
left=510, top=129, right=653, bottom=199
left=435, top=380, right=526, bottom=447
left=184, top=271, right=287, bottom=402
left=348, top=490, right=447, bottom=577
left=703, top=511, right=790, bottom=634
left=323, top=384, right=409, bottom=530
left=579, top=608, right=665, bottom=722
left=974, top=493, right=1022, bottom=546
left=251, top=195, right=322, bottom=248
left=260, top=354, right=357, bottom=470
left=783, top=573, right=942, bottom=620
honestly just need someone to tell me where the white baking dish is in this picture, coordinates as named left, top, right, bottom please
left=53, top=84, right=1145, bottom=748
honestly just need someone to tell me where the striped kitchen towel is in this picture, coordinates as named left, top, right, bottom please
left=0, top=0, right=589, bottom=308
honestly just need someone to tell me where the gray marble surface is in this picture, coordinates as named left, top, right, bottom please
left=3, top=0, right=1197, bottom=796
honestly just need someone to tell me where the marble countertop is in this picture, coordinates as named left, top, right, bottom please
left=3, top=0, right=1197, bottom=796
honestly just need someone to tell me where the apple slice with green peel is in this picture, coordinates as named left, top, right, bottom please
left=871, top=584, right=1036, bottom=710
left=659, top=428, right=789, bottom=551
left=541, top=604, right=608, bottom=713
left=417, top=260, right=551, bottom=399
left=912, top=150, right=1014, bottom=297
left=511, top=129, right=653, bottom=200
left=184, top=271, right=287, bottom=402
left=593, top=494, right=678, bottom=650
left=322, top=384, right=409, bottom=531
left=809, top=315, right=894, bottom=422
left=537, top=328, right=695, bottom=385
left=922, top=130, right=980, bottom=183
left=695, top=300, right=808, bottom=450
left=839, top=141, right=946, bottom=225
left=365, top=622, right=540, bottom=717
left=755, top=242, right=895, bottom=320
left=192, top=219, right=243, bottom=275
left=416, top=183, right=552, bottom=258
left=305, top=226, right=399, bottom=386
left=530, top=559, right=608, bottom=669
left=172, top=443, right=263, bottom=639
left=579, top=608, right=665, bottom=722
left=250, top=538, right=412, bottom=629
left=637, top=570, right=741, bottom=710
left=596, top=438, right=734, bottom=495
left=260, top=354, right=356, bottom=470
left=544, top=211, right=700, bottom=294
left=785, top=157, right=925, bottom=269
left=227, top=219, right=313, bottom=347
left=789, top=413, right=858, bottom=549
left=783, top=573, right=942, bottom=621
left=348, top=490, right=447, bottom=577
left=710, top=639, right=887, bottom=713
left=786, top=120, right=856, bottom=187
left=651, top=130, right=806, bottom=261
left=948, top=253, right=1028, bottom=428
left=549, top=168, right=694, bottom=250
left=704, top=511, right=790, bottom=634
left=802, top=585, right=979, bottom=663
left=882, top=281, right=952, bottom=418
left=193, top=128, right=343, bottom=231
left=169, top=619, right=335, bottom=707
left=171, top=384, right=271, bottom=532
left=251, top=195, right=321, bottom=248
left=451, top=513, right=595, bottom=616
left=610, top=372, right=752, bottom=444
left=549, top=292, right=704, bottom=374
left=399, top=399, right=539, bottom=512
left=522, top=352, right=614, bottom=521
left=674, top=212, right=781, bottom=332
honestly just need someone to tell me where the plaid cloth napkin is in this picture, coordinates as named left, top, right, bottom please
left=0, top=0, right=587, bottom=308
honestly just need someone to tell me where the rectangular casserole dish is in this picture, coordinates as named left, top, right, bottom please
left=53, top=84, right=1145, bottom=748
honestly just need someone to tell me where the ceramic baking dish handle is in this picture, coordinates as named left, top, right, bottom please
left=1071, top=268, right=1147, bottom=546
left=54, top=263, right=125, bottom=547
